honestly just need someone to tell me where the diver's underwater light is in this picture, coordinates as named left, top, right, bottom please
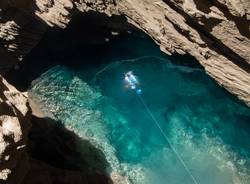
left=124, top=71, right=142, bottom=94
left=136, top=89, right=142, bottom=95
left=124, top=70, right=198, bottom=184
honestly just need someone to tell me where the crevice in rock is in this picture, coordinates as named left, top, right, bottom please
left=163, top=0, right=250, bottom=72
left=209, top=0, right=250, bottom=39
left=193, top=0, right=212, bottom=14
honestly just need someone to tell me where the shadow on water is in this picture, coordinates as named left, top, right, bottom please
left=28, top=115, right=113, bottom=184
left=4, top=10, right=137, bottom=91
left=4, top=10, right=204, bottom=92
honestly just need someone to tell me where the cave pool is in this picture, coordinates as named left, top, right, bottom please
left=28, top=33, right=250, bottom=184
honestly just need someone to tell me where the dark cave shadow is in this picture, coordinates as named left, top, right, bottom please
left=5, top=9, right=204, bottom=92
left=191, top=0, right=223, bottom=32
left=4, top=10, right=139, bottom=91
left=0, top=7, right=46, bottom=72
left=193, top=0, right=212, bottom=14
left=28, top=115, right=113, bottom=184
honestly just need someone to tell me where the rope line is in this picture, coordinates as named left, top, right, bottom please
left=137, top=94, right=199, bottom=184
left=91, top=56, right=202, bottom=184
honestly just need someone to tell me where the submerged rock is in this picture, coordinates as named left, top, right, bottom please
left=27, top=58, right=250, bottom=184
left=28, top=65, right=152, bottom=183
left=0, top=75, right=124, bottom=184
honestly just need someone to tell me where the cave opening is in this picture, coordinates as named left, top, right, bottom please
left=4, top=10, right=250, bottom=184
left=5, top=10, right=203, bottom=91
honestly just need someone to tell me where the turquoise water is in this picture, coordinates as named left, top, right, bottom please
left=29, top=35, right=250, bottom=184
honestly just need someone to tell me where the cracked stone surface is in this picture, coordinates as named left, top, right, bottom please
left=0, top=0, right=249, bottom=105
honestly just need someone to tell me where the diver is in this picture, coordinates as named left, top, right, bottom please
left=124, top=71, right=142, bottom=94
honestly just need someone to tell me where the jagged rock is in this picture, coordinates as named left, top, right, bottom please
left=0, top=76, right=31, bottom=184
left=116, top=0, right=250, bottom=105
left=0, top=8, right=47, bottom=73
left=0, top=76, right=115, bottom=184
left=0, top=0, right=249, bottom=105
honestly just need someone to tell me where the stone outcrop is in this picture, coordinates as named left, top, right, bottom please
left=0, top=76, right=114, bottom=184
left=0, top=76, right=31, bottom=184
left=0, top=0, right=249, bottom=105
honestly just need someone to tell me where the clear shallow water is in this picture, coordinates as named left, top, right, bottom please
left=29, top=35, right=250, bottom=184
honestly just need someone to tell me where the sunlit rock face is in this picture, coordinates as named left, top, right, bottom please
left=116, top=0, right=250, bottom=105
left=0, top=76, right=31, bottom=184
left=28, top=34, right=250, bottom=184
left=0, top=0, right=249, bottom=105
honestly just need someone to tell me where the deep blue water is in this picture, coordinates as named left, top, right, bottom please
left=29, top=34, right=250, bottom=184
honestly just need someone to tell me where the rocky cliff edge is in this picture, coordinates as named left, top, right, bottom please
left=0, top=0, right=249, bottom=105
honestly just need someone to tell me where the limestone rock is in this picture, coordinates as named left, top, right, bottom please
left=116, top=0, right=250, bottom=105
left=0, top=76, right=31, bottom=184
left=0, top=75, right=116, bottom=183
left=0, top=0, right=249, bottom=106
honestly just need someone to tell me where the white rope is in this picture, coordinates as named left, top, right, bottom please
left=137, top=94, right=199, bottom=184
left=91, top=56, right=202, bottom=184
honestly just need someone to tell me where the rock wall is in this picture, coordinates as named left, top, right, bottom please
left=0, top=0, right=250, bottom=103
left=0, top=76, right=115, bottom=184
left=116, top=0, right=250, bottom=105
left=0, top=1, right=249, bottom=183
left=0, top=0, right=249, bottom=105
left=0, top=76, right=31, bottom=184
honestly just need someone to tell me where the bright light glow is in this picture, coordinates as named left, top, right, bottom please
left=124, top=71, right=141, bottom=93
left=136, top=89, right=142, bottom=95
